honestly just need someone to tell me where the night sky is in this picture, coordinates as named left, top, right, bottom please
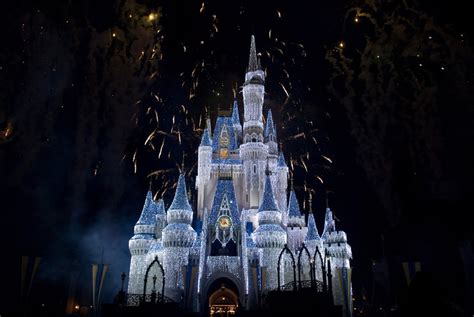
left=1, top=0, right=473, bottom=314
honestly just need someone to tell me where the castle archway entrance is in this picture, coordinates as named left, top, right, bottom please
left=207, top=278, right=239, bottom=316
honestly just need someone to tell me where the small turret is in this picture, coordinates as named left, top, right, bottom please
left=277, top=152, right=287, bottom=168
left=231, top=100, right=242, bottom=137
left=161, top=174, right=197, bottom=300
left=162, top=174, right=196, bottom=247
left=154, top=199, right=166, bottom=239
left=254, top=175, right=286, bottom=248
left=200, top=128, right=212, bottom=147
left=129, top=190, right=158, bottom=256
left=287, top=190, right=305, bottom=228
left=264, top=109, right=278, bottom=155
left=305, top=213, right=321, bottom=242
left=322, top=207, right=336, bottom=240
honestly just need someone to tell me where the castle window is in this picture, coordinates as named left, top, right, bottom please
left=253, top=165, right=257, bottom=174
left=219, top=125, right=230, bottom=159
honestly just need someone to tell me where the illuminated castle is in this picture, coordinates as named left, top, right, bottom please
left=127, top=36, right=353, bottom=315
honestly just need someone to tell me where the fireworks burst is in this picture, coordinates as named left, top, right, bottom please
left=125, top=2, right=337, bottom=205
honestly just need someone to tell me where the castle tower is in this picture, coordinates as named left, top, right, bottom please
left=276, top=152, right=289, bottom=218
left=286, top=189, right=306, bottom=252
left=264, top=109, right=278, bottom=156
left=231, top=100, right=242, bottom=142
left=196, top=128, right=212, bottom=218
left=154, top=199, right=166, bottom=239
left=240, top=35, right=268, bottom=209
left=304, top=213, right=323, bottom=282
left=126, top=35, right=352, bottom=315
left=128, top=190, right=159, bottom=294
left=253, top=174, right=287, bottom=290
left=162, top=174, right=197, bottom=300
left=322, top=207, right=353, bottom=316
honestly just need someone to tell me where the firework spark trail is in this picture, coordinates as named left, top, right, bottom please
left=127, top=2, right=335, bottom=201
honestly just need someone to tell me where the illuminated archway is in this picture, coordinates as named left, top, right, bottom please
left=207, top=278, right=239, bottom=316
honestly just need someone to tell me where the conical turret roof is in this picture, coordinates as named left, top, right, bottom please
left=168, top=174, right=192, bottom=212
left=200, top=128, right=212, bottom=146
left=287, top=191, right=301, bottom=217
left=305, top=213, right=321, bottom=241
left=277, top=152, right=287, bottom=168
left=136, top=191, right=158, bottom=225
left=322, top=207, right=336, bottom=238
left=231, top=100, right=241, bottom=126
left=258, top=175, right=279, bottom=212
left=154, top=198, right=165, bottom=215
left=247, top=35, right=261, bottom=72
left=264, top=109, right=276, bottom=138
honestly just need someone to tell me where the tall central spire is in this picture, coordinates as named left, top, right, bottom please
left=247, top=35, right=261, bottom=72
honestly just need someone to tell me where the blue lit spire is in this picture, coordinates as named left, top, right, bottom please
left=154, top=198, right=165, bottom=215
left=231, top=100, right=240, bottom=126
left=277, top=152, right=287, bottom=168
left=287, top=191, right=301, bottom=217
left=258, top=175, right=279, bottom=212
left=136, top=190, right=158, bottom=225
left=264, top=109, right=276, bottom=139
left=168, top=174, right=192, bottom=212
left=305, top=213, right=321, bottom=241
left=322, top=207, right=336, bottom=238
left=200, top=128, right=212, bottom=147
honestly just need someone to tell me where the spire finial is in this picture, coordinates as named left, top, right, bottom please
left=181, top=152, right=185, bottom=173
left=309, top=192, right=313, bottom=213
left=248, top=35, right=260, bottom=72
left=326, top=190, right=333, bottom=209
left=290, top=173, right=294, bottom=191
left=148, top=177, right=153, bottom=192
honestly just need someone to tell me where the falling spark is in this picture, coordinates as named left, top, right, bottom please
left=158, top=138, right=165, bottom=158
left=154, top=110, right=159, bottom=125
left=316, top=176, right=324, bottom=184
left=144, top=130, right=156, bottom=145
left=300, top=158, right=308, bottom=172
left=277, top=10, right=282, bottom=18
left=279, top=82, right=289, bottom=97
left=321, top=155, right=333, bottom=164
left=200, top=2, right=205, bottom=13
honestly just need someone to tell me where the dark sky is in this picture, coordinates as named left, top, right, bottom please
left=1, top=0, right=473, bottom=313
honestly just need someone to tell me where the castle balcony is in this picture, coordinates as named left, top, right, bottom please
left=205, top=256, right=242, bottom=281
left=210, top=159, right=243, bottom=179
left=239, top=142, right=268, bottom=160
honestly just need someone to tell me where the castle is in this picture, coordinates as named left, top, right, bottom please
left=127, top=36, right=352, bottom=315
